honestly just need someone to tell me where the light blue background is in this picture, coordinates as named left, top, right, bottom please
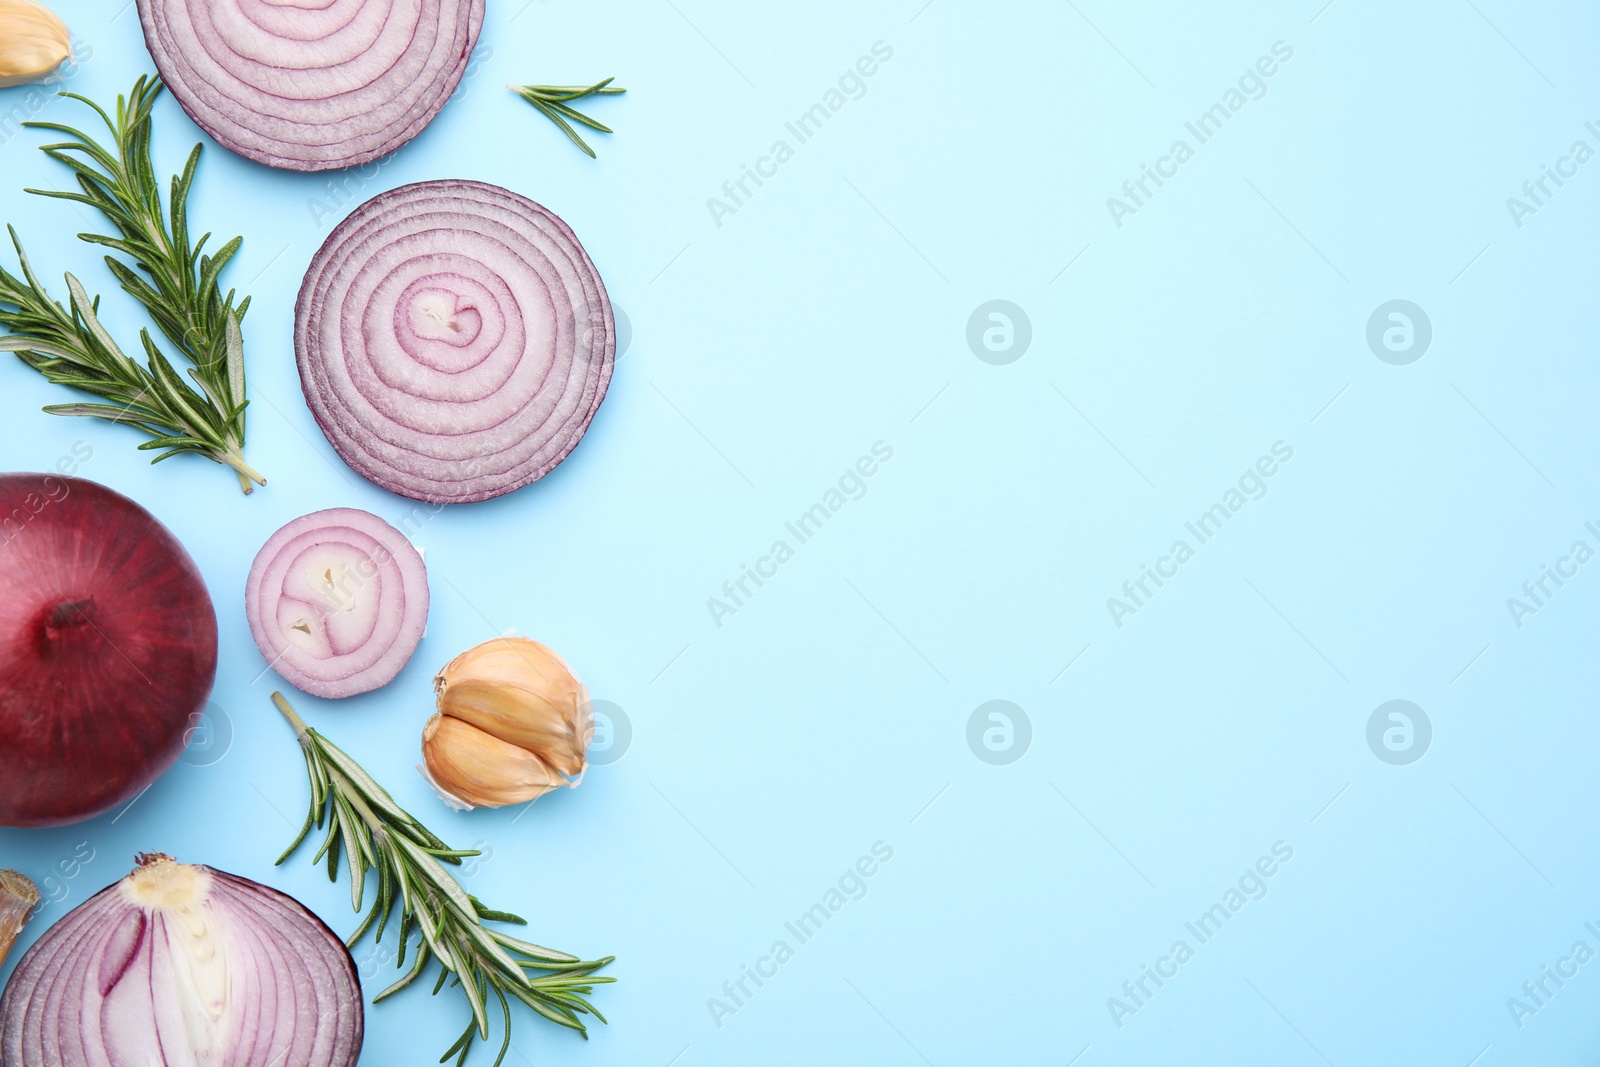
left=3, top=1, right=1599, bottom=1064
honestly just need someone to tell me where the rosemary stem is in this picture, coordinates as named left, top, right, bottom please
left=271, top=695, right=385, bottom=847
left=271, top=694, right=398, bottom=880
left=271, top=690, right=310, bottom=741
left=219, top=445, right=266, bottom=492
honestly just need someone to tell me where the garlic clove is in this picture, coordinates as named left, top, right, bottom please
left=435, top=636, right=580, bottom=695
left=424, top=636, right=599, bottom=809
left=421, top=713, right=571, bottom=809
left=0, top=0, right=72, bottom=89
left=437, top=677, right=591, bottom=777
left=434, top=636, right=593, bottom=776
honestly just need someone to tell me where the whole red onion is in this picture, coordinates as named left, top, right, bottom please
left=0, top=474, right=217, bottom=827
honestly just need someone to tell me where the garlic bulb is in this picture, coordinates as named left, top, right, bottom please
left=0, top=0, right=71, bottom=89
left=422, top=637, right=593, bottom=809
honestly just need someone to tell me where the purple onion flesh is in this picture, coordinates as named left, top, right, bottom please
left=0, top=854, right=362, bottom=1067
left=245, top=507, right=428, bottom=699
left=136, top=0, right=485, bottom=172
left=295, top=180, right=615, bottom=504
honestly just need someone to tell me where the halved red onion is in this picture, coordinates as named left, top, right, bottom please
left=295, top=180, right=615, bottom=504
left=0, top=474, right=217, bottom=828
left=245, top=507, right=428, bottom=699
left=0, top=854, right=363, bottom=1067
left=136, top=0, right=485, bottom=172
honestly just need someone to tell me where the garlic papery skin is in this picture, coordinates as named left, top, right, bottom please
left=0, top=0, right=72, bottom=89
left=0, top=869, right=39, bottom=970
left=423, top=637, right=594, bottom=809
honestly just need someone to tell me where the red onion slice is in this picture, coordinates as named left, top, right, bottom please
left=245, top=507, right=428, bottom=699
left=295, top=180, right=615, bottom=504
left=0, top=854, right=362, bottom=1067
left=135, top=0, right=485, bottom=172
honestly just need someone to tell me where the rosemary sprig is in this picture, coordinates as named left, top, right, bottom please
left=272, top=693, right=614, bottom=1067
left=0, top=75, right=263, bottom=493
left=509, top=79, right=626, bottom=158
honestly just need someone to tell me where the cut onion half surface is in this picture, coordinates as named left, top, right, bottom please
left=245, top=507, right=428, bottom=699
left=295, top=179, right=615, bottom=504
left=0, top=854, right=363, bottom=1067
left=0, top=474, right=217, bottom=828
left=135, top=0, right=485, bottom=172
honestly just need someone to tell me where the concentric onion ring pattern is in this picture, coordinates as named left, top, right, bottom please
left=0, top=864, right=363, bottom=1067
left=245, top=507, right=429, bottom=699
left=295, top=180, right=615, bottom=504
left=136, top=0, right=485, bottom=171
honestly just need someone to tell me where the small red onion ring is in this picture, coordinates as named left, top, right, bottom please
left=295, top=180, right=615, bottom=504
left=245, top=507, right=428, bottom=699
left=0, top=854, right=362, bottom=1067
left=136, top=0, right=485, bottom=172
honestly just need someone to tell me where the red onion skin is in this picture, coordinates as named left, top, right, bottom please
left=0, top=475, right=217, bottom=828
left=136, top=0, right=485, bottom=172
left=295, top=180, right=615, bottom=504
left=0, top=859, right=363, bottom=1067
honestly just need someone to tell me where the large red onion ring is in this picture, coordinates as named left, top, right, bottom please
left=245, top=507, right=428, bottom=699
left=136, top=0, right=485, bottom=172
left=0, top=854, right=362, bottom=1067
left=295, top=180, right=615, bottom=504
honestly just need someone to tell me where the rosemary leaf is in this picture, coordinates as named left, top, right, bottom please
left=510, top=79, right=626, bottom=158
left=541, top=99, right=615, bottom=135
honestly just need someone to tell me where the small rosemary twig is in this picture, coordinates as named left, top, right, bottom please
left=509, top=79, right=626, bottom=158
left=272, top=693, right=614, bottom=1067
